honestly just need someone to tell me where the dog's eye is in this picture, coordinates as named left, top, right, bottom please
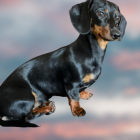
left=116, top=16, right=121, bottom=26
left=116, top=16, right=121, bottom=22
left=96, top=12, right=105, bottom=18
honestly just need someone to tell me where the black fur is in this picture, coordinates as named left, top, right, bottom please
left=0, top=0, right=127, bottom=127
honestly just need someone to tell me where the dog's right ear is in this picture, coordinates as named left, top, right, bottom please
left=118, top=14, right=127, bottom=41
left=69, top=0, right=92, bottom=35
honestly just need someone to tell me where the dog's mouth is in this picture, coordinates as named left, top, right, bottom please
left=91, top=25, right=118, bottom=41
left=99, top=34, right=114, bottom=41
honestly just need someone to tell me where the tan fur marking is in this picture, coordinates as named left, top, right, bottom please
left=83, top=74, right=95, bottom=83
left=32, top=105, right=52, bottom=115
left=91, top=23, right=112, bottom=50
left=115, top=11, right=118, bottom=14
left=32, top=92, right=40, bottom=109
left=69, top=99, right=80, bottom=109
left=68, top=98, right=85, bottom=117
left=105, top=9, right=108, bottom=13
left=32, top=92, right=37, bottom=99
left=32, top=101, right=55, bottom=116
left=97, top=37, right=108, bottom=50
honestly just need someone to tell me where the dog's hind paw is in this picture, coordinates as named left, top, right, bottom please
left=45, top=101, right=55, bottom=115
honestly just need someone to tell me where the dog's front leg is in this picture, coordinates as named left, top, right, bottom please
left=66, top=87, right=86, bottom=117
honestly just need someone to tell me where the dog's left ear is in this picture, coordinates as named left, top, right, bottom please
left=118, top=14, right=127, bottom=41
left=69, top=0, right=92, bottom=35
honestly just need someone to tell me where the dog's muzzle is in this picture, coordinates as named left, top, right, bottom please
left=111, top=29, right=121, bottom=40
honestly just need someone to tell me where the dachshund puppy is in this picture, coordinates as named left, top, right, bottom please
left=0, top=0, right=127, bottom=126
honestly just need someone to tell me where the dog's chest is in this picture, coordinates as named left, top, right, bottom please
left=80, top=66, right=102, bottom=88
left=80, top=73, right=96, bottom=89
left=82, top=73, right=95, bottom=83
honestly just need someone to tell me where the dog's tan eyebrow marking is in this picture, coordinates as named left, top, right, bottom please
left=83, top=74, right=95, bottom=83
left=105, top=9, right=108, bottom=13
left=115, top=11, right=118, bottom=14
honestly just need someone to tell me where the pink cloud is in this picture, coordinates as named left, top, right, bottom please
left=0, top=0, right=20, bottom=6
left=0, top=45, right=27, bottom=60
left=0, top=121, right=140, bottom=139
left=111, top=51, right=140, bottom=71
left=52, top=121, right=140, bottom=138
left=44, top=11, right=76, bottom=35
left=0, top=124, right=50, bottom=140
left=124, top=87, right=139, bottom=95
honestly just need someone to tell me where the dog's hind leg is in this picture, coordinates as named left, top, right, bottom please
left=0, top=86, right=36, bottom=122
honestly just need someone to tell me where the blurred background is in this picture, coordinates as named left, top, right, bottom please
left=0, top=0, right=140, bottom=139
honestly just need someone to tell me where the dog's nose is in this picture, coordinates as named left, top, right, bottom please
left=111, top=32, right=121, bottom=40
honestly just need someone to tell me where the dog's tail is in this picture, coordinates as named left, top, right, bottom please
left=0, top=119, right=39, bottom=127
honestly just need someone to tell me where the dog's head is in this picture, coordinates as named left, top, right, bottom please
left=69, top=0, right=127, bottom=41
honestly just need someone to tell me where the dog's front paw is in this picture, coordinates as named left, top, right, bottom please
left=80, top=91, right=93, bottom=100
left=83, top=92, right=93, bottom=100
left=72, top=107, right=86, bottom=117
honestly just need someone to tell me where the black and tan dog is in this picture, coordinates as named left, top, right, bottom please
left=0, top=0, right=127, bottom=127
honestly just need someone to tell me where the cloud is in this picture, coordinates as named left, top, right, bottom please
left=124, top=87, right=139, bottom=95
left=111, top=51, right=140, bottom=71
left=0, top=45, right=26, bottom=60
left=0, top=0, right=20, bottom=6
left=0, top=121, right=140, bottom=140
left=44, top=94, right=140, bottom=119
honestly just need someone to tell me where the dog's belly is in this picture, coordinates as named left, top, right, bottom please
left=30, top=79, right=67, bottom=97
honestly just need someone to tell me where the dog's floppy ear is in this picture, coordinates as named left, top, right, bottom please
left=69, top=0, right=92, bottom=35
left=118, top=14, right=127, bottom=41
